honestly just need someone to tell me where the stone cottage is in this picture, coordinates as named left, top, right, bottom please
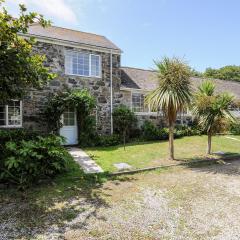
left=0, top=24, right=240, bottom=144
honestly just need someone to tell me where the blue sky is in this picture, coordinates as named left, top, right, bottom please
left=5, top=0, right=240, bottom=71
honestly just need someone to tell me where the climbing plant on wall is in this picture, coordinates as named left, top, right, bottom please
left=44, top=88, right=96, bottom=144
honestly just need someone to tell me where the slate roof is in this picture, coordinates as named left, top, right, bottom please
left=121, top=67, right=240, bottom=99
left=26, top=24, right=121, bottom=51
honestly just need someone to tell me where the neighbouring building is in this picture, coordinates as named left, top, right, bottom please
left=0, top=24, right=239, bottom=144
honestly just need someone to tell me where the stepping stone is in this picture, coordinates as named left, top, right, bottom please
left=114, top=163, right=132, bottom=171
left=213, top=151, right=225, bottom=155
left=68, top=147, right=103, bottom=174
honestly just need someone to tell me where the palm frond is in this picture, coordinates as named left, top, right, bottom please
left=146, top=57, right=192, bottom=124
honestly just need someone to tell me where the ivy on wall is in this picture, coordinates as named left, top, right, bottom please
left=44, top=88, right=96, bottom=143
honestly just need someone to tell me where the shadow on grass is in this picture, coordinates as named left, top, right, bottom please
left=184, top=153, right=240, bottom=176
left=0, top=159, right=137, bottom=239
left=85, top=139, right=169, bottom=153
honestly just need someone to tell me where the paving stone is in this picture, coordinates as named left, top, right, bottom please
left=68, top=147, right=103, bottom=174
left=114, top=163, right=132, bottom=170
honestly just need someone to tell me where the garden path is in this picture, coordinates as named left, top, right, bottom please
left=68, top=147, right=103, bottom=174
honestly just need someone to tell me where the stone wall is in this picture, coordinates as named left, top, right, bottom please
left=22, top=41, right=122, bottom=134
left=120, top=89, right=193, bottom=128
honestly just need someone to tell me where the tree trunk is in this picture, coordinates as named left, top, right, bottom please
left=123, top=129, right=126, bottom=151
left=207, top=131, right=212, bottom=154
left=169, top=124, right=174, bottom=160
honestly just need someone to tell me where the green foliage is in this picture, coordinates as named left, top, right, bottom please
left=78, top=116, right=98, bottom=147
left=141, top=120, right=165, bottom=140
left=0, top=0, right=54, bottom=101
left=0, top=133, right=71, bottom=187
left=192, top=80, right=236, bottom=133
left=190, top=68, right=203, bottom=77
left=0, top=129, right=38, bottom=144
left=204, top=65, right=240, bottom=82
left=192, top=80, right=236, bottom=153
left=113, top=105, right=137, bottom=148
left=229, top=121, right=240, bottom=135
left=96, top=134, right=121, bottom=147
left=146, top=57, right=192, bottom=120
left=141, top=120, right=201, bottom=141
left=44, top=88, right=96, bottom=145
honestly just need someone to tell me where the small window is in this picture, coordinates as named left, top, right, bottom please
left=0, top=100, right=22, bottom=127
left=132, top=93, right=145, bottom=112
left=63, top=108, right=75, bottom=126
left=65, top=51, right=101, bottom=77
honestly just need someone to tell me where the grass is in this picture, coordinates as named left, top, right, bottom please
left=85, top=135, right=240, bottom=172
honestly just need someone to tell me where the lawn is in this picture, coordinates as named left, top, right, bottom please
left=85, top=135, right=240, bottom=172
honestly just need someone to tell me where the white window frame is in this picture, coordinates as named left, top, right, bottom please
left=65, top=50, right=101, bottom=78
left=0, top=100, right=23, bottom=128
left=131, top=91, right=160, bottom=115
left=61, top=108, right=77, bottom=127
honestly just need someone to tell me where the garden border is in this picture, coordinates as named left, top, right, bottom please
left=109, top=155, right=240, bottom=176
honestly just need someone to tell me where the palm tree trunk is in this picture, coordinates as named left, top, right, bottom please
left=169, top=124, right=174, bottom=160
left=123, top=129, right=126, bottom=151
left=207, top=131, right=212, bottom=154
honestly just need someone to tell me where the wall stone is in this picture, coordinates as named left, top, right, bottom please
left=120, top=89, right=193, bottom=128
left=22, top=42, right=122, bottom=135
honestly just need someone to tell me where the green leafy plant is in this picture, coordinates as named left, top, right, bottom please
left=113, top=105, right=137, bottom=150
left=96, top=134, right=121, bottom=147
left=0, top=134, right=72, bottom=187
left=192, top=80, right=236, bottom=154
left=44, top=88, right=96, bottom=145
left=0, top=0, right=54, bottom=101
left=204, top=65, right=240, bottom=82
left=141, top=120, right=201, bottom=141
left=229, top=120, right=240, bottom=135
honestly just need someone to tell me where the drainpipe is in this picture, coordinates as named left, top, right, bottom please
left=110, top=49, right=113, bottom=134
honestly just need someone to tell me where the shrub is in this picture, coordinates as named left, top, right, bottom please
left=78, top=116, right=99, bottom=147
left=96, top=134, right=121, bottom=147
left=141, top=120, right=160, bottom=140
left=141, top=120, right=202, bottom=141
left=113, top=105, right=137, bottom=149
left=0, top=134, right=72, bottom=187
left=229, top=121, right=240, bottom=135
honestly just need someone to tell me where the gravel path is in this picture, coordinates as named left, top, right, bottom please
left=1, top=160, right=240, bottom=239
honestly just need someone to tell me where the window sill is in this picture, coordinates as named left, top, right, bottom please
left=65, top=73, right=102, bottom=79
left=134, top=112, right=159, bottom=116
left=0, top=126, right=23, bottom=128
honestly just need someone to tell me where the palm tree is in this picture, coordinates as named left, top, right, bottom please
left=146, top=57, right=192, bottom=160
left=192, top=80, right=236, bottom=154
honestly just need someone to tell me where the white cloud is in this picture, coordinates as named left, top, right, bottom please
left=7, top=0, right=78, bottom=24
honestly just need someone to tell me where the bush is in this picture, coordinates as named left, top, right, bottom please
left=113, top=105, right=137, bottom=148
left=96, top=134, right=121, bottom=147
left=78, top=116, right=99, bottom=147
left=0, top=129, right=38, bottom=144
left=229, top=121, right=240, bottom=135
left=141, top=120, right=202, bottom=141
left=0, top=132, right=72, bottom=187
left=141, top=120, right=160, bottom=140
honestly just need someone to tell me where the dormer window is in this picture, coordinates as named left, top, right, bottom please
left=65, top=51, right=101, bottom=77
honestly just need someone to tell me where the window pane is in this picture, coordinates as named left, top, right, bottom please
left=91, top=55, right=100, bottom=77
left=132, top=93, right=144, bottom=112
left=0, top=105, right=6, bottom=125
left=63, top=108, right=75, bottom=126
left=66, top=51, right=102, bottom=77
left=7, top=101, right=21, bottom=126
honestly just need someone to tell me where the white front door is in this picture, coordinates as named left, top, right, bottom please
left=60, top=108, right=78, bottom=145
